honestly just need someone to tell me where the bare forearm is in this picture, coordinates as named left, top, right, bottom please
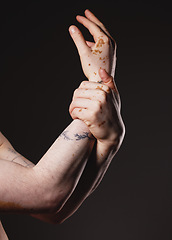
left=0, top=120, right=95, bottom=213
left=34, top=119, right=95, bottom=208
left=46, top=140, right=119, bottom=223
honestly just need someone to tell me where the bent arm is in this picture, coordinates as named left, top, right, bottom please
left=0, top=120, right=95, bottom=214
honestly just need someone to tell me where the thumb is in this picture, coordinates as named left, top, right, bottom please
left=99, top=68, right=118, bottom=93
left=69, top=25, right=89, bottom=55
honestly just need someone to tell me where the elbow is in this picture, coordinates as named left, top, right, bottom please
left=40, top=189, right=75, bottom=225
left=32, top=169, right=74, bottom=215
left=41, top=188, right=70, bottom=215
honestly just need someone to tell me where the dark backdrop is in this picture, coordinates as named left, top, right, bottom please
left=1, top=0, right=172, bottom=239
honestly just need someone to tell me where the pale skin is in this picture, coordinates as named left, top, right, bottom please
left=0, top=9, right=125, bottom=238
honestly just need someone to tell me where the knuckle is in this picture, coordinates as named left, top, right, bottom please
left=79, top=81, right=88, bottom=88
left=79, top=47, right=89, bottom=56
left=94, top=100, right=102, bottom=113
left=103, top=35, right=110, bottom=44
left=100, top=91, right=107, bottom=102
left=69, top=104, right=73, bottom=115
left=73, top=89, right=79, bottom=97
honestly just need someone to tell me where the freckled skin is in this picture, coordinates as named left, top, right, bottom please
left=96, top=38, right=105, bottom=48
left=96, top=86, right=103, bottom=90
left=91, top=49, right=102, bottom=55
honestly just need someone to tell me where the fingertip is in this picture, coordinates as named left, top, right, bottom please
left=69, top=25, right=77, bottom=34
left=99, top=68, right=108, bottom=78
left=76, top=15, right=82, bottom=21
left=85, top=9, right=93, bottom=15
left=85, top=9, right=90, bottom=15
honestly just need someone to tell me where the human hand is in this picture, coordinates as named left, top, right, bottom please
left=69, top=69, right=124, bottom=148
left=69, top=9, right=116, bottom=82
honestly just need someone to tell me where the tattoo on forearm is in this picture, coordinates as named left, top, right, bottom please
left=60, top=131, right=73, bottom=141
left=74, top=132, right=92, bottom=140
left=60, top=131, right=92, bottom=141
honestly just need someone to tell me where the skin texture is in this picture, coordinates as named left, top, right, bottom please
left=0, top=9, right=125, bottom=236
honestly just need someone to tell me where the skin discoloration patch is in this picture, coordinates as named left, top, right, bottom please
left=96, top=38, right=105, bottom=48
left=99, top=57, right=105, bottom=60
left=94, top=72, right=97, bottom=75
left=91, top=49, right=102, bottom=55
left=96, top=85, right=103, bottom=90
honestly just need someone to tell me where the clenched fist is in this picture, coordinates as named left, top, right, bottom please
left=69, top=69, right=124, bottom=148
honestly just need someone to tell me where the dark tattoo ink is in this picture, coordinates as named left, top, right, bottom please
left=8, top=148, right=34, bottom=168
left=8, top=148, right=17, bottom=154
left=74, top=132, right=92, bottom=141
left=60, top=131, right=73, bottom=141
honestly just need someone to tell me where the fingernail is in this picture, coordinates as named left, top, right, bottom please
left=69, top=26, right=76, bottom=34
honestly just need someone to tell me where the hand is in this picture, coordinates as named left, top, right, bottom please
left=69, top=69, right=124, bottom=147
left=69, top=9, right=116, bottom=82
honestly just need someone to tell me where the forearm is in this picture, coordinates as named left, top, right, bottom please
left=33, top=119, right=95, bottom=209
left=35, top=138, right=121, bottom=224
left=0, top=120, right=95, bottom=213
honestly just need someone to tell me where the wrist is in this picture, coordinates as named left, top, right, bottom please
left=98, top=124, right=125, bottom=152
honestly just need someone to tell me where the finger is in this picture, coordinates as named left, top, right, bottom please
left=70, top=107, right=88, bottom=121
left=85, top=9, right=108, bottom=35
left=69, top=98, right=91, bottom=114
left=79, top=81, right=111, bottom=94
left=99, top=68, right=121, bottom=108
left=73, top=88, right=108, bottom=103
left=85, top=9, right=114, bottom=41
left=69, top=25, right=89, bottom=54
left=85, top=9, right=103, bottom=27
left=99, top=68, right=117, bottom=92
left=76, top=15, right=105, bottom=42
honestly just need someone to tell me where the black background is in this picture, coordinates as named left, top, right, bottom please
left=0, top=0, right=172, bottom=239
